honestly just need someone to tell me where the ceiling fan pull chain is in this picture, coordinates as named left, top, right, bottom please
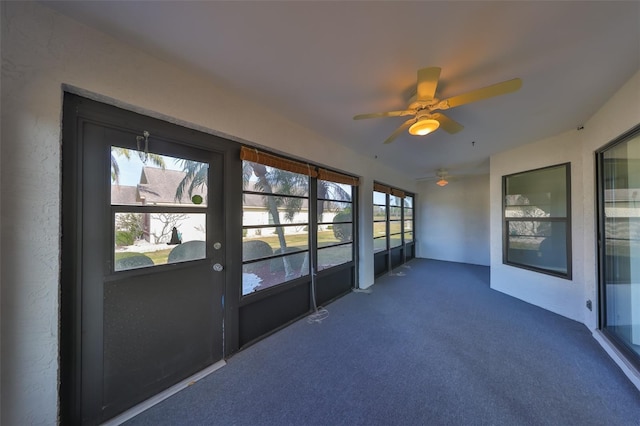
left=136, top=130, right=150, bottom=164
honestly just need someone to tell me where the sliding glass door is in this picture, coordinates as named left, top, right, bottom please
left=598, top=125, right=640, bottom=367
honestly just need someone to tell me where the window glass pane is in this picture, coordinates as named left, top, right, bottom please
left=318, top=180, right=352, bottom=201
left=243, top=194, right=308, bottom=225
left=319, top=224, right=352, bottom=246
left=373, top=205, right=387, bottom=221
left=373, top=191, right=386, bottom=205
left=404, top=196, right=413, bottom=209
left=373, top=237, right=387, bottom=252
left=389, top=206, right=402, bottom=220
left=373, top=222, right=387, bottom=239
left=601, top=132, right=640, bottom=359
left=389, top=220, right=402, bottom=234
left=389, top=195, right=402, bottom=206
left=318, top=244, right=353, bottom=271
left=404, top=220, right=413, bottom=233
left=243, top=161, right=309, bottom=196
left=111, top=146, right=208, bottom=207
left=318, top=201, right=352, bottom=223
left=390, top=235, right=403, bottom=248
left=405, top=231, right=414, bottom=242
left=242, top=227, right=308, bottom=260
left=505, top=165, right=567, bottom=218
left=506, top=220, right=567, bottom=274
left=242, top=251, right=309, bottom=295
left=114, top=212, right=206, bottom=271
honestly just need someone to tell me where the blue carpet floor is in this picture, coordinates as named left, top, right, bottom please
left=125, top=259, right=640, bottom=425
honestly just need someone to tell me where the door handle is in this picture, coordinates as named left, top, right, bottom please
left=213, top=263, right=224, bottom=272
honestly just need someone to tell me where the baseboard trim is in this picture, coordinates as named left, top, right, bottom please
left=102, top=359, right=227, bottom=425
left=592, top=330, right=640, bottom=391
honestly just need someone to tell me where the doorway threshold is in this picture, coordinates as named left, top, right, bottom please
left=102, top=360, right=227, bottom=426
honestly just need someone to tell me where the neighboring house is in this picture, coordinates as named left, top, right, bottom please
left=112, top=166, right=207, bottom=244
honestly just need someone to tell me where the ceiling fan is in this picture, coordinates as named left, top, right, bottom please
left=353, top=67, right=522, bottom=144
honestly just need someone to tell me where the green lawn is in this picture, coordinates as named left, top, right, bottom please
left=115, top=230, right=351, bottom=269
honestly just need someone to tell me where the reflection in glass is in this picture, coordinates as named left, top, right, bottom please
left=114, top=212, right=206, bottom=271
left=318, top=244, right=353, bottom=271
left=111, top=146, right=208, bottom=207
left=602, top=133, right=640, bottom=359
left=504, top=165, right=567, bottom=217
left=506, top=221, right=567, bottom=274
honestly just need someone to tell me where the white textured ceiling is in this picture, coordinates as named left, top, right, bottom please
left=46, top=1, right=640, bottom=180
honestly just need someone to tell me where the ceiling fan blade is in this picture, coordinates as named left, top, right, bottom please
left=353, top=110, right=415, bottom=120
left=432, top=112, right=464, bottom=134
left=383, top=119, right=415, bottom=144
left=440, top=78, right=522, bottom=110
left=416, top=67, right=441, bottom=102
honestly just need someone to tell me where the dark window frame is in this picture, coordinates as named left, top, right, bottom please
left=596, top=123, right=640, bottom=371
left=502, top=162, right=572, bottom=279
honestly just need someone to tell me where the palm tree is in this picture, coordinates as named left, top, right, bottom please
left=111, top=147, right=166, bottom=184
left=177, top=159, right=352, bottom=280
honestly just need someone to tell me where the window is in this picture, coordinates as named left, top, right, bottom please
left=373, top=183, right=414, bottom=252
left=111, top=146, right=208, bottom=271
left=241, top=160, right=310, bottom=295
left=503, top=163, right=571, bottom=278
left=241, top=147, right=359, bottom=296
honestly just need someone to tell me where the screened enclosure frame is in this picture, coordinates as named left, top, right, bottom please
left=240, top=146, right=359, bottom=300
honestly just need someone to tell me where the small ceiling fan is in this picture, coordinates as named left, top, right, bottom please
left=353, top=67, right=522, bottom=144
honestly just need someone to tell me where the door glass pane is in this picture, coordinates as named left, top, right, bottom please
left=602, top=133, right=640, bottom=358
left=114, top=212, right=206, bottom=271
left=111, top=146, right=208, bottom=207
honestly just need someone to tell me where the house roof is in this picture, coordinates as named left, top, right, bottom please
left=111, top=167, right=207, bottom=206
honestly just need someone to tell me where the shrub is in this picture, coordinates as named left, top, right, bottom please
left=115, top=230, right=135, bottom=246
left=332, top=210, right=352, bottom=242
left=242, top=240, right=273, bottom=273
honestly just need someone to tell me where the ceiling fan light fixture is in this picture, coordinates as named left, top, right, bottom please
left=409, top=118, right=440, bottom=136
left=436, top=178, right=448, bottom=187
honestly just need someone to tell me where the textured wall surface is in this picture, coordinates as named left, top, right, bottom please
left=0, top=2, right=415, bottom=424
left=490, top=70, right=640, bottom=326
left=417, top=174, right=490, bottom=266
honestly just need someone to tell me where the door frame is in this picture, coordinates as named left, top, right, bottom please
left=60, top=93, right=242, bottom=424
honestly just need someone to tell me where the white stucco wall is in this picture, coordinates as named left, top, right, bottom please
left=0, top=2, right=415, bottom=424
left=490, top=70, right=640, bottom=327
left=416, top=174, right=490, bottom=266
